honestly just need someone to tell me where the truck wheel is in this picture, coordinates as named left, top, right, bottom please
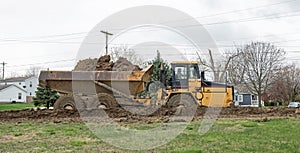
left=54, top=95, right=76, bottom=110
left=167, top=94, right=197, bottom=117
left=167, top=94, right=196, bottom=107
left=93, top=93, right=118, bottom=109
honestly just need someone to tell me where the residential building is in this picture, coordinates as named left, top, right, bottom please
left=234, top=93, right=264, bottom=107
left=0, top=76, right=38, bottom=102
left=0, top=85, right=27, bottom=103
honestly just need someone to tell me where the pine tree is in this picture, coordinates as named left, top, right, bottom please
left=33, top=86, right=59, bottom=109
left=137, top=51, right=171, bottom=98
left=148, top=50, right=171, bottom=85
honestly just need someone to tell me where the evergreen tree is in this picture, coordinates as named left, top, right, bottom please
left=138, top=51, right=171, bottom=98
left=148, top=50, right=171, bottom=85
left=33, top=86, right=59, bottom=109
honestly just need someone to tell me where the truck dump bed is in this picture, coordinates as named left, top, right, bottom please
left=39, top=65, right=153, bottom=96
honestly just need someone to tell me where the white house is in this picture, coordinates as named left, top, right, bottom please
left=0, top=85, right=27, bottom=103
left=0, top=76, right=38, bottom=102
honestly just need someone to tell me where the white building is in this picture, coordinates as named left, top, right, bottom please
left=0, top=76, right=38, bottom=102
left=0, top=85, right=27, bottom=103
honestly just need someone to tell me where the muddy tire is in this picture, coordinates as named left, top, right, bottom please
left=91, top=93, right=118, bottom=109
left=167, top=94, right=196, bottom=107
left=54, top=95, right=76, bottom=110
left=54, top=95, right=85, bottom=110
left=167, top=94, right=197, bottom=118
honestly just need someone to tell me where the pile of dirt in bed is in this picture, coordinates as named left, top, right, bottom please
left=73, top=55, right=141, bottom=71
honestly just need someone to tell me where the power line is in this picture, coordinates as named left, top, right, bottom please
left=0, top=32, right=87, bottom=41
left=0, top=8, right=300, bottom=46
left=0, top=2, right=298, bottom=42
left=6, top=59, right=76, bottom=68
left=159, top=0, right=297, bottom=24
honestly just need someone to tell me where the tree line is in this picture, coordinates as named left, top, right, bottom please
left=200, top=41, right=300, bottom=106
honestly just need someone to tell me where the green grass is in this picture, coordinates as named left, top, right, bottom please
left=0, top=118, right=299, bottom=152
left=0, top=103, right=35, bottom=111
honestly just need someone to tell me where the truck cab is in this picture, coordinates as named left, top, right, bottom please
left=171, top=61, right=200, bottom=89
left=170, top=61, right=234, bottom=107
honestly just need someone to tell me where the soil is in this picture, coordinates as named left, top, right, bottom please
left=73, top=55, right=141, bottom=71
left=0, top=107, right=299, bottom=123
left=0, top=109, right=81, bottom=123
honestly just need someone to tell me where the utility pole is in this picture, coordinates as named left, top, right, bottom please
left=100, top=30, right=113, bottom=55
left=1, top=62, right=7, bottom=80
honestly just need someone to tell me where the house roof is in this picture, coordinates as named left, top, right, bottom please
left=0, top=84, right=27, bottom=92
left=0, top=85, right=12, bottom=90
left=1, top=76, right=36, bottom=82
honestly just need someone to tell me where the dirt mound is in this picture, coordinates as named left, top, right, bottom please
left=194, top=107, right=298, bottom=119
left=96, top=55, right=114, bottom=71
left=73, top=55, right=141, bottom=71
left=73, top=58, right=98, bottom=71
left=0, top=109, right=81, bottom=122
left=113, top=57, right=142, bottom=71
left=0, top=107, right=299, bottom=123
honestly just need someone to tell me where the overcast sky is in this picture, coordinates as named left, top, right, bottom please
left=1, top=0, right=300, bottom=77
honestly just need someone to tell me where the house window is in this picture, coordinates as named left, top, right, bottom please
left=238, top=95, right=243, bottom=101
left=30, top=81, right=32, bottom=87
left=18, top=93, right=22, bottom=100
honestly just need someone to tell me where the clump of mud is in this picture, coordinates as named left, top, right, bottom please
left=73, top=55, right=141, bottom=71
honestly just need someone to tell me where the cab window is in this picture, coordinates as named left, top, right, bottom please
left=189, top=65, right=199, bottom=79
left=175, top=66, right=187, bottom=80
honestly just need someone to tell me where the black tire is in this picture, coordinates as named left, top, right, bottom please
left=54, top=95, right=76, bottom=110
left=90, top=93, right=118, bottom=109
left=167, top=94, right=197, bottom=107
left=167, top=94, right=197, bottom=118
left=54, top=95, right=85, bottom=110
left=167, top=94, right=196, bottom=108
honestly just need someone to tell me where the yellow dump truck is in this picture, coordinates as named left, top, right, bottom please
left=39, top=61, right=234, bottom=110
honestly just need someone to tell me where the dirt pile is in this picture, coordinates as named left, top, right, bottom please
left=0, top=109, right=81, bottom=122
left=112, top=57, right=141, bottom=71
left=1, top=107, right=299, bottom=123
left=73, top=55, right=141, bottom=71
left=73, top=58, right=98, bottom=71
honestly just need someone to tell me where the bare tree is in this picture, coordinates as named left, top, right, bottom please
left=8, top=72, right=20, bottom=78
left=268, top=64, right=300, bottom=105
left=228, top=42, right=285, bottom=107
left=110, top=45, right=144, bottom=67
left=196, top=49, right=238, bottom=82
left=25, top=66, right=42, bottom=77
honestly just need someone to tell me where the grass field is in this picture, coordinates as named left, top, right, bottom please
left=0, top=118, right=299, bottom=152
left=0, top=103, right=35, bottom=111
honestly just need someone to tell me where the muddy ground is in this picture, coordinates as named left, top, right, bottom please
left=0, top=107, right=299, bottom=123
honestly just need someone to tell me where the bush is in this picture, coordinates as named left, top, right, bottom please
left=295, top=95, right=300, bottom=102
